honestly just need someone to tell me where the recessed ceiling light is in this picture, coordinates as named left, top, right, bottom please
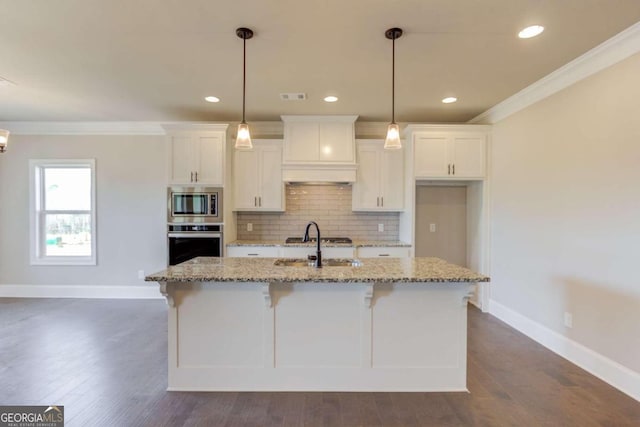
left=442, top=97, right=457, bottom=104
left=324, top=96, right=338, bottom=103
left=204, top=96, right=220, bottom=103
left=518, top=25, right=544, bottom=39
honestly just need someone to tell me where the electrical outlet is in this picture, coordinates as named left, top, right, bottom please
left=138, top=270, right=145, bottom=280
left=247, top=223, right=253, bottom=232
left=430, top=223, right=436, bottom=232
left=564, top=312, right=573, bottom=328
left=378, top=223, right=384, bottom=232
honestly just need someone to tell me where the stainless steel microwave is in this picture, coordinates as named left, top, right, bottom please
left=167, top=187, right=223, bottom=224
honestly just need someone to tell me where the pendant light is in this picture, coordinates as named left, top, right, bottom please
left=235, top=27, right=254, bottom=150
left=384, top=27, right=403, bottom=150
left=0, top=129, right=9, bottom=153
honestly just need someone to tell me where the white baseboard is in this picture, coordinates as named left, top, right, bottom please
left=0, top=284, right=164, bottom=299
left=489, top=299, right=640, bottom=402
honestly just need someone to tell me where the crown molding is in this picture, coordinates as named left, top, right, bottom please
left=0, top=121, right=167, bottom=135
left=0, top=121, right=231, bottom=135
left=469, top=21, right=640, bottom=124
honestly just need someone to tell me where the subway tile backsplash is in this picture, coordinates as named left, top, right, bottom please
left=236, top=184, right=400, bottom=241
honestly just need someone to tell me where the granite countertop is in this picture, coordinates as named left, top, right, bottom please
left=146, top=257, right=489, bottom=284
left=226, top=240, right=411, bottom=248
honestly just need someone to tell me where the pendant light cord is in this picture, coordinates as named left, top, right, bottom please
left=391, top=35, right=395, bottom=124
left=242, top=37, right=246, bottom=124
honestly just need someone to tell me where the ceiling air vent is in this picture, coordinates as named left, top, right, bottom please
left=280, top=93, right=307, bottom=101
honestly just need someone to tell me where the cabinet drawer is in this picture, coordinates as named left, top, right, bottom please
left=357, top=247, right=410, bottom=258
left=226, top=246, right=279, bottom=258
left=279, top=246, right=355, bottom=259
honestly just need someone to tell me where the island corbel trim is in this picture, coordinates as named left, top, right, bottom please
left=159, top=282, right=175, bottom=307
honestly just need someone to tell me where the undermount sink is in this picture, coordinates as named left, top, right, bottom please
left=274, top=258, right=362, bottom=267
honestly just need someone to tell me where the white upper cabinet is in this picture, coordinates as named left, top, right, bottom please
left=282, top=116, right=357, bottom=164
left=234, top=139, right=285, bottom=211
left=408, top=125, right=489, bottom=179
left=352, top=140, right=404, bottom=211
left=164, top=124, right=227, bottom=186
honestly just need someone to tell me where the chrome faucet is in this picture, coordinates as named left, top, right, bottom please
left=303, top=221, right=322, bottom=267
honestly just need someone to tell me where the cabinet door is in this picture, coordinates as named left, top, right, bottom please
left=168, top=135, right=195, bottom=184
left=319, top=122, right=354, bottom=162
left=451, top=135, right=485, bottom=178
left=357, top=247, right=410, bottom=258
left=258, top=146, right=284, bottom=210
left=195, top=135, right=224, bottom=185
left=234, top=149, right=260, bottom=209
left=380, top=148, right=404, bottom=210
left=414, top=135, right=450, bottom=178
left=352, top=146, right=380, bottom=210
left=226, top=246, right=279, bottom=257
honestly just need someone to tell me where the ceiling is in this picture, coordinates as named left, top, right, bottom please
left=1, top=1, right=639, bottom=123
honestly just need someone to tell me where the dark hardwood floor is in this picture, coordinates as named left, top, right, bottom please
left=0, top=298, right=638, bottom=426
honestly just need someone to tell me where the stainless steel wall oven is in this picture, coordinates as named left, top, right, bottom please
left=167, top=224, right=223, bottom=266
left=167, top=186, right=223, bottom=265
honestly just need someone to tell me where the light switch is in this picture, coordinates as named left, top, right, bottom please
left=378, top=224, right=384, bottom=232
left=247, top=223, right=253, bottom=232
left=429, top=223, right=436, bottom=232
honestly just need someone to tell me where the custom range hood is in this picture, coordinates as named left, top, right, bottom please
left=281, top=115, right=358, bottom=183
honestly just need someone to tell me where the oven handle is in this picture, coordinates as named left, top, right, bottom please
left=168, top=233, right=222, bottom=238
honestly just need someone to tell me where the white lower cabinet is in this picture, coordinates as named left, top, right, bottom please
left=227, top=245, right=408, bottom=259
left=226, top=246, right=279, bottom=257
left=279, top=246, right=356, bottom=259
left=357, top=247, right=410, bottom=258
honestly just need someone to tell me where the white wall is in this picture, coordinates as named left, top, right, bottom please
left=0, top=135, right=167, bottom=290
left=490, top=52, right=640, bottom=374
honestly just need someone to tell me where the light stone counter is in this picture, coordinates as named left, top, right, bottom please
left=145, top=256, right=488, bottom=284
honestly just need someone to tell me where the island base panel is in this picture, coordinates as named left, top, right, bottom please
left=166, top=281, right=473, bottom=391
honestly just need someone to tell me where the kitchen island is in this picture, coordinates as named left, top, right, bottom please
left=146, top=257, right=489, bottom=392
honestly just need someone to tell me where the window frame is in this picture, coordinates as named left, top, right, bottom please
left=29, top=159, right=97, bottom=266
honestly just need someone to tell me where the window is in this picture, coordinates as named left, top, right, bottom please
left=30, top=159, right=96, bottom=265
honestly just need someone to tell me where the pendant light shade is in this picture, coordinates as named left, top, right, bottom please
left=384, top=28, right=403, bottom=150
left=235, top=27, right=254, bottom=150
left=0, top=129, right=9, bottom=153
left=385, top=123, right=401, bottom=149
left=236, top=122, right=252, bottom=150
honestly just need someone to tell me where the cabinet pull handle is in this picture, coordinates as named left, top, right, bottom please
left=379, top=254, right=390, bottom=257
left=448, top=164, right=451, bottom=175
left=259, top=196, right=262, bottom=207
left=452, top=164, right=455, bottom=175
left=381, top=197, right=384, bottom=207
left=190, top=171, right=194, bottom=182
left=254, top=196, right=257, bottom=207
left=376, top=197, right=379, bottom=207
left=195, top=171, right=198, bottom=182
left=248, top=253, right=259, bottom=256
